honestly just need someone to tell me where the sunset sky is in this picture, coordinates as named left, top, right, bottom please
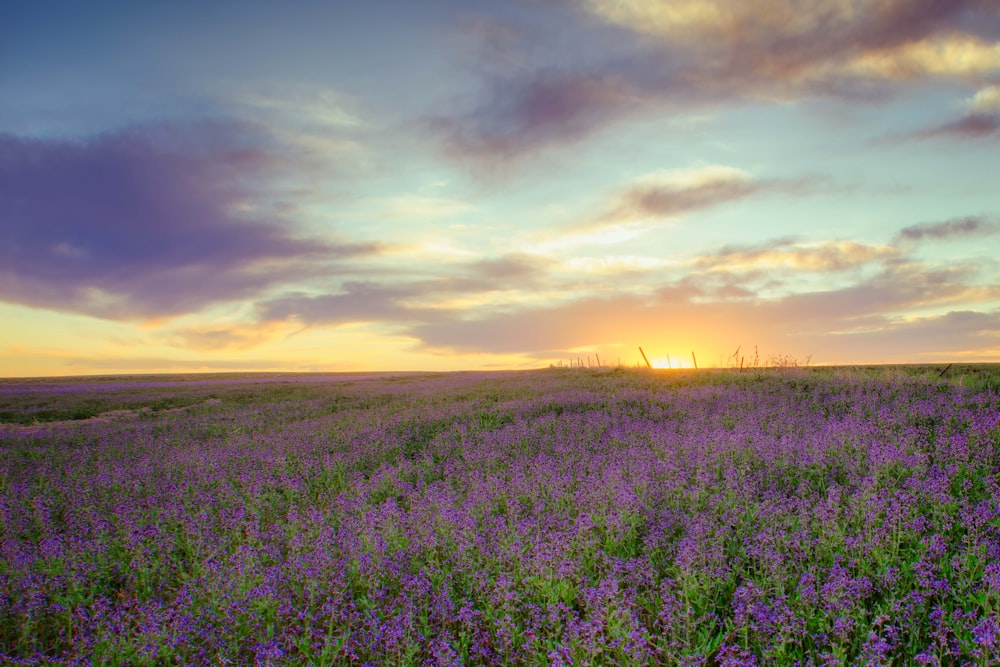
left=2, top=0, right=999, bottom=376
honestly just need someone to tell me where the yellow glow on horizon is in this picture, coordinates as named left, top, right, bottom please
left=0, top=301, right=545, bottom=377
left=650, top=356, right=691, bottom=369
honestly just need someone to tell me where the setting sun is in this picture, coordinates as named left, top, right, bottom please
left=650, top=356, right=691, bottom=369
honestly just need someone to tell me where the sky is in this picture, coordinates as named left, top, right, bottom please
left=2, top=0, right=999, bottom=376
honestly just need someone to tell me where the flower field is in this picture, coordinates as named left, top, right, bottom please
left=2, top=367, right=1000, bottom=665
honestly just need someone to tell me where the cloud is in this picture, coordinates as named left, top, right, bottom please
left=257, top=253, right=551, bottom=327
left=231, top=83, right=373, bottom=173
left=236, top=85, right=365, bottom=130
left=432, top=0, right=1000, bottom=163
left=967, top=84, right=1000, bottom=114
left=770, top=262, right=998, bottom=323
left=604, top=167, right=823, bottom=225
left=407, top=257, right=999, bottom=360
left=603, top=166, right=757, bottom=221
left=583, top=0, right=998, bottom=79
left=561, top=255, right=676, bottom=276
left=555, top=167, right=823, bottom=245
left=843, top=34, right=1000, bottom=80
left=817, top=310, right=1000, bottom=362
left=411, top=294, right=652, bottom=356
left=694, top=239, right=899, bottom=273
left=430, top=69, right=645, bottom=162
left=166, top=321, right=301, bottom=352
left=896, top=216, right=1000, bottom=242
left=879, top=84, right=1000, bottom=143
left=257, top=282, right=427, bottom=327
left=0, top=122, right=377, bottom=320
left=239, top=221, right=997, bottom=363
left=910, top=113, right=1000, bottom=140
left=464, top=253, right=551, bottom=282
left=378, top=195, right=472, bottom=220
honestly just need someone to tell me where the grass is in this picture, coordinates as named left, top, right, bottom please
left=0, top=367, right=999, bottom=665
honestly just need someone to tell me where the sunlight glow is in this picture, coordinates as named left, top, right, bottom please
left=650, top=356, right=690, bottom=369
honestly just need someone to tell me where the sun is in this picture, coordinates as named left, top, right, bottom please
left=650, top=356, right=691, bottom=369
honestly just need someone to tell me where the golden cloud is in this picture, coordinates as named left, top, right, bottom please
left=846, top=34, right=1000, bottom=79
left=583, top=0, right=1000, bottom=84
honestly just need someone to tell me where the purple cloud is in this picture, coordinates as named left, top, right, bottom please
left=569, top=170, right=826, bottom=236
left=460, top=253, right=551, bottom=282
left=0, top=122, right=376, bottom=319
left=612, top=175, right=761, bottom=220
left=909, top=114, right=1000, bottom=141
left=258, top=282, right=430, bottom=326
left=257, top=253, right=550, bottom=328
left=896, top=216, right=1000, bottom=242
left=609, top=175, right=821, bottom=223
left=430, top=70, right=646, bottom=163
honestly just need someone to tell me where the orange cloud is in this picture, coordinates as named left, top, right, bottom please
left=409, top=261, right=1000, bottom=365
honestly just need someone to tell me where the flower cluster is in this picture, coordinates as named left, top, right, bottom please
left=1, top=368, right=998, bottom=665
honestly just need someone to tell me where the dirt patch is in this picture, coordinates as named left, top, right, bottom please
left=0, top=398, right=222, bottom=435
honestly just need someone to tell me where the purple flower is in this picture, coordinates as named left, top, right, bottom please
left=716, top=643, right=759, bottom=667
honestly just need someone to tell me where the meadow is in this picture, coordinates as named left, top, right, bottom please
left=1, top=365, right=999, bottom=666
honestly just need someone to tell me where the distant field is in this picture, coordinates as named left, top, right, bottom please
left=0, top=372, right=432, bottom=426
left=1, top=367, right=999, bottom=665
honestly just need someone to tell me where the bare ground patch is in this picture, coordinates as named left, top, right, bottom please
left=0, top=398, right=222, bottom=435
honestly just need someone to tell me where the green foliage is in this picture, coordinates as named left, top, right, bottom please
left=1, top=367, right=999, bottom=665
